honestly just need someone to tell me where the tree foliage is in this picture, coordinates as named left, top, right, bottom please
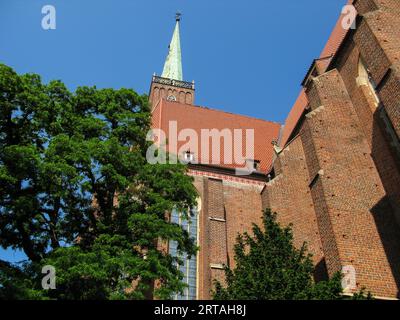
left=0, top=63, right=198, bottom=299
left=213, top=209, right=344, bottom=300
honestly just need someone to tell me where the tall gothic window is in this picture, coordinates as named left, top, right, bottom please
left=169, top=207, right=198, bottom=300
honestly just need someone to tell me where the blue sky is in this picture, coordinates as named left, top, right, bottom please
left=0, top=0, right=346, bottom=263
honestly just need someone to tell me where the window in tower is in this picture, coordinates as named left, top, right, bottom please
left=169, top=207, right=198, bottom=300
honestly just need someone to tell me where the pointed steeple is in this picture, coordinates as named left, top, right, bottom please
left=161, top=13, right=183, bottom=81
left=149, top=13, right=195, bottom=107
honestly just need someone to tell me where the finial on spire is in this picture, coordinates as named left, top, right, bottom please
left=175, top=12, right=182, bottom=21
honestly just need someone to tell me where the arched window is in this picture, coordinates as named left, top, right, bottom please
left=169, top=205, right=199, bottom=300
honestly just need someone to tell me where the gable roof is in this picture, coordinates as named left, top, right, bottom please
left=279, top=89, right=308, bottom=147
left=151, top=99, right=281, bottom=173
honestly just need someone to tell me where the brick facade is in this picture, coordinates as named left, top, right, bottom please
left=191, top=172, right=264, bottom=299
left=152, top=0, right=400, bottom=299
left=261, top=137, right=327, bottom=280
left=262, top=0, right=400, bottom=299
left=149, top=77, right=195, bottom=107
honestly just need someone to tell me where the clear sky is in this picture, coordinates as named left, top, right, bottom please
left=0, top=0, right=346, bottom=263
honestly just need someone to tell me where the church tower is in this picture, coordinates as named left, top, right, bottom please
left=149, top=13, right=195, bottom=108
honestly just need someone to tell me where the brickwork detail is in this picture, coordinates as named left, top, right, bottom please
left=263, top=66, right=400, bottom=298
left=262, top=136, right=327, bottom=280
left=260, top=1, right=400, bottom=298
left=192, top=174, right=264, bottom=299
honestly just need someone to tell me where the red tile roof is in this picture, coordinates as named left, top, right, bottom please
left=280, top=0, right=354, bottom=147
left=151, top=99, right=281, bottom=173
left=279, top=89, right=308, bottom=148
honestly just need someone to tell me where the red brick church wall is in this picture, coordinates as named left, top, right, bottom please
left=261, top=137, right=326, bottom=280
left=262, top=0, right=400, bottom=298
left=192, top=173, right=264, bottom=299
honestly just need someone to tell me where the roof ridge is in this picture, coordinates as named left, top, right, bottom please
left=163, top=100, right=282, bottom=126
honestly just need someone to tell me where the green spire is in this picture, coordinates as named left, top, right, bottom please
left=161, top=13, right=183, bottom=81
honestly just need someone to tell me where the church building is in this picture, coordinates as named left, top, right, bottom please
left=150, top=0, right=400, bottom=300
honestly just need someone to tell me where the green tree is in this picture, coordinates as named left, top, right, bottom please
left=0, top=63, right=198, bottom=299
left=213, top=209, right=343, bottom=300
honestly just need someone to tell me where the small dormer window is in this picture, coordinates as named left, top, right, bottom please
left=245, top=159, right=260, bottom=171
left=183, top=150, right=195, bottom=163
